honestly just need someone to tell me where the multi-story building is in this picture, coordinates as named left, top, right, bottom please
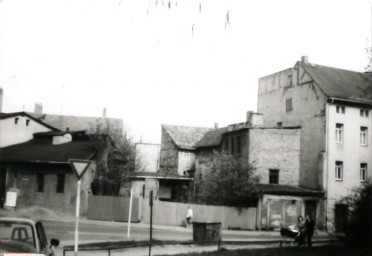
left=258, top=56, right=372, bottom=232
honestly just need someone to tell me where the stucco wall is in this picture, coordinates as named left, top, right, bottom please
left=258, top=66, right=327, bottom=189
left=249, top=128, right=300, bottom=185
left=325, top=103, right=372, bottom=231
left=0, top=116, right=52, bottom=148
left=5, top=163, right=95, bottom=216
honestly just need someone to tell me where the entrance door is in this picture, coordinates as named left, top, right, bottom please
left=335, top=204, right=348, bottom=233
left=0, top=166, right=6, bottom=208
left=305, top=201, right=316, bottom=221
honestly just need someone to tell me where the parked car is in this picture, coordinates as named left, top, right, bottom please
left=0, top=217, right=59, bottom=256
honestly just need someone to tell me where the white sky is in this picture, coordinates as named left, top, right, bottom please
left=0, top=0, right=370, bottom=143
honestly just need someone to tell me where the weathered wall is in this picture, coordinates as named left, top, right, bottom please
left=325, top=103, right=372, bottom=232
left=141, top=198, right=257, bottom=230
left=177, top=150, right=195, bottom=175
left=249, top=128, right=300, bottom=185
left=258, top=65, right=327, bottom=189
left=0, top=115, right=52, bottom=148
left=159, top=127, right=179, bottom=174
left=5, top=162, right=95, bottom=216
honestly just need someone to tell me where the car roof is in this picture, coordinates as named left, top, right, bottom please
left=0, top=217, right=39, bottom=224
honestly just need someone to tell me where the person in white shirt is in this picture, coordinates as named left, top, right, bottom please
left=186, top=206, right=193, bottom=228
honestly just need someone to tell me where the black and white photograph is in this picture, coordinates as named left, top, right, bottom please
left=0, top=0, right=371, bottom=255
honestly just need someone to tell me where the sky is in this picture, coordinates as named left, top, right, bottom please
left=0, top=0, right=371, bottom=143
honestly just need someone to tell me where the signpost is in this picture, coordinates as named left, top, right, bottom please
left=69, top=159, right=92, bottom=256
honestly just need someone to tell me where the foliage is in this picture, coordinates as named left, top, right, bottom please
left=342, top=179, right=372, bottom=252
left=89, top=120, right=137, bottom=196
left=194, top=151, right=259, bottom=207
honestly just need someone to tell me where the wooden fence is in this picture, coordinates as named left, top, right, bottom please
left=87, top=195, right=140, bottom=222
left=142, top=199, right=257, bottom=230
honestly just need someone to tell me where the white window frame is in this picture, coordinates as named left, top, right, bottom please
left=360, top=163, right=367, bottom=182
left=335, top=161, right=343, bottom=181
left=335, top=123, right=343, bottom=143
left=360, top=127, right=368, bottom=146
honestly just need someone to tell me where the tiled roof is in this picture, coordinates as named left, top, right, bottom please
left=255, top=184, right=324, bottom=197
left=194, top=127, right=228, bottom=148
left=300, top=62, right=372, bottom=104
left=162, top=124, right=212, bottom=150
left=0, top=131, right=95, bottom=163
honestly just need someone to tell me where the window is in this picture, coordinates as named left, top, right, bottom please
left=335, top=161, right=343, bottom=181
left=360, top=127, right=368, bottom=146
left=269, top=169, right=279, bottom=184
left=237, top=136, right=241, bottom=154
left=336, top=106, right=345, bottom=114
left=37, top=174, right=44, bottom=192
left=277, top=122, right=283, bottom=127
left=56, top=174, right=65, bottom=193
left=287, top=74, right=292, bottom=86
left=231, top=138, right=235, bottom=154
left=286, top=98, right=293, bottom=112
left=14, top=118, right=19, bottom=124
left=360, top=109, right=369, bottom=117
left=224, top=139, right=229, bottom=152
left=26, top=119, right=30, bottom=126
left=360, top=163, right=367, bottom=182
left=335, top=123, right=343, bottom=143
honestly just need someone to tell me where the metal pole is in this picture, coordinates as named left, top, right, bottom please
left=127, top=187, right=133, bottom=239
left=74, top=179, right=81, bottom=256
left=149, top=190, right=153, bottom=256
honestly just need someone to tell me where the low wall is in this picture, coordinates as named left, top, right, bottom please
left=141, top=199, right=256, bottom=230
left=87, top=195, right=140, bottom=222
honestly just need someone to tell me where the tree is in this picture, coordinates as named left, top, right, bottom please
left=342, top=179, right=372, bottom=252
left=89, top=120, right=137, bottom=196
left=194, top=151, right=259, bottom=207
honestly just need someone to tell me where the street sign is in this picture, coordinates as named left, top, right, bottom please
left=69, top=159, right=91, bottom=180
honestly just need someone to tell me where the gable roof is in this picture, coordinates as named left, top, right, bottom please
left=162, top=124, right=213, bottom=150
left=194, top=127, right=228, bottom=148
left=299, top=62, right=372, bottom=105
left=0, top=131, right=95, bottom=164
left=0, top=112, right=59, bottom=131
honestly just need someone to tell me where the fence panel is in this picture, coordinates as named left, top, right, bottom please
left=87, top=195, right=140, bottom=222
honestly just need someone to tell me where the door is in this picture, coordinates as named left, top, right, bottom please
left=0, top=166, right=6, bottom=208
left=305, top=200, right=316, bottom=221
left=334, top=204, right=348, bottom=233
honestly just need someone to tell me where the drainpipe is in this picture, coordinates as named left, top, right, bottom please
left=324, top=100, right=331, bottom=232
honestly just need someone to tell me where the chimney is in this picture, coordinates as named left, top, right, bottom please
left=0, top=87, right=3, bottom=113
left=102, top=108, right=107, bottom=118
left=34, top=103, right=43, bottom=115
left=301, top=56, right=309, bottom=64
left=246, top=111, right=264, bottom=127
left=214, top=123, right=219, bottom=129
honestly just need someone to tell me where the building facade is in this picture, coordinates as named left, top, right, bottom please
left=258, top=56, right=372, bottom=232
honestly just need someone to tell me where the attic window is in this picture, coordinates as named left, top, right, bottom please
left=26, top=119, right=30, bottom=126
left=14, top=118, right=19, bottom=124
left=287, top=74, right=292, bottom=86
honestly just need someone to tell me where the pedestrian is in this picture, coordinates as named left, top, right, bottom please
left=186, top=206, right=193, bottom=228
left=294, top=215, right=306, bottom=246
left=305, top=214, right=316, bottom=247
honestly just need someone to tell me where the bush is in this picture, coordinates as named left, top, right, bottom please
left=342, top=179, right=372, bottom=252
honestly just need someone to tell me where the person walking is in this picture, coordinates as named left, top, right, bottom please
left=294, top=215, right=306, bottom=246
left=186, top=206, right=193, bottom=229
left=305, top=214, right=316, bottom=247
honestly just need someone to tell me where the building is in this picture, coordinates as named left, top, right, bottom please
left=258, top=56, right=372, bottom=232
left=135, top=143, right=160, bottom=173
left=194, top=112, right=324, bottom=230
left=0, top=130, right=96, bottom=215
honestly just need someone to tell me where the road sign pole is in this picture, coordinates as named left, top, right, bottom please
left=149, top=190, right=153, bottom=256
left=127, top=187, right=133, bottom=239
left=74, top=179, right=81, bottom=256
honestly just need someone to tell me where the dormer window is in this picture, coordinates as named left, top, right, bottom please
left=14, top=117, right=19, bottom=124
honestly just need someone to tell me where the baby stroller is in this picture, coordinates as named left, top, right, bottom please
left=280, top=226, right=300, bottom=246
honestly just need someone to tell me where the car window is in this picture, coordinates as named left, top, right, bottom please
left=0, top=221, right=36, bottom=252
left=35, top=222, right=47, bottom=250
